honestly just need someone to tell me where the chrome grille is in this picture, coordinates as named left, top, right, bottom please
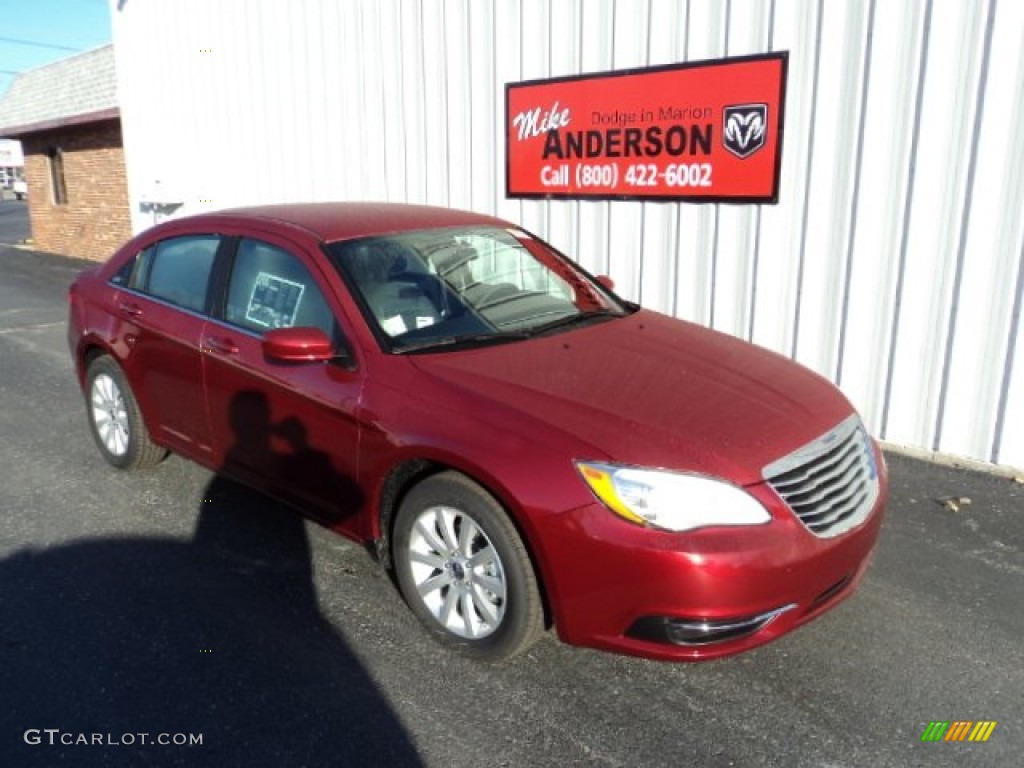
left=762, top=415, right=879, bottom=538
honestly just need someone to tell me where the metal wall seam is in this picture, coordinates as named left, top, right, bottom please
left=670, top=0, right=692, bottom=319
left=993, top=237, right=1024, bottom=463
left=634, top=0, right=653, bottom=308
left=746, top=0, right=778, bottom=343
left=707, top=0, right=730, bottom=331
left=716, top=0, right=766, bottom=339
left=834, top=0, right=878, bottom=387
left=880, top=0, right=934, bottom=442
left=932, top=0, right=998, bottom=452
left=546, top=0, right=582, bottom=276
left=408, top=0, right=428, bottom=203
left=391, top=0, right=410, bottom=202
left=789, top=0, right=824, bottom=360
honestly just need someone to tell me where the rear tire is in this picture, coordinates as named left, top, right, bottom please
left=393, top=471, right=544, bottom=661
left=85, top=356, right=167, bottom=470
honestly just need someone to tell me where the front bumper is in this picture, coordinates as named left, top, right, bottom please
left=531, top=462, right=888, bottom=662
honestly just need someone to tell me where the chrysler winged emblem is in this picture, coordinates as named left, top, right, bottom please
left=723, top=104, right=768, bottom=159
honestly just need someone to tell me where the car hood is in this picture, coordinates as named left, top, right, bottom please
left=409, top=310, right=855, bottom=485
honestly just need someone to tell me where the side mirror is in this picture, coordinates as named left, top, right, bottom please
left=262, top=327, right=335, bottom=363
left=595, top=274, right=616, bottom=292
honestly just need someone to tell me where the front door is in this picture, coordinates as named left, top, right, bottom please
left=201, top=236, right=365, bottom=535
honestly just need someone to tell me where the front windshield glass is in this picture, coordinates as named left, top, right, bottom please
left=325, top=225, right=628, bottom=352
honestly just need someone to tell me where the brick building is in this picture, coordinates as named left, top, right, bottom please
left=0, top=45, right=130, bottom=261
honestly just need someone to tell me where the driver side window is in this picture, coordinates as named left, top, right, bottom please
left=225, top=239, right=336, bottom=336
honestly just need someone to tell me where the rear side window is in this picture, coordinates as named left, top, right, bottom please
left=110, top=245, right=155, bottom=289
left=145, top=236, right=220, bottom=313
left=225, top=239, right=336, bottom=335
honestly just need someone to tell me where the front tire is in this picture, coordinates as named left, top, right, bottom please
left=85, top=355, right=166, bottom=470
left=393, top=471, right=544, bottom=660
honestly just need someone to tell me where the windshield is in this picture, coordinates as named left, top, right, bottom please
left=325, top=225, right=629, bottom=352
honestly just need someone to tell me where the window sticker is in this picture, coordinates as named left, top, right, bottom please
left=380, top=315, right=407, bottom=336
left=245, top=272, right=305, bottom=329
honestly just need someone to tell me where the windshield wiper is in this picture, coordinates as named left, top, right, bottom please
left=527, top=309, right=623, bottom=336
left=393, top=330, right=532, bottom=354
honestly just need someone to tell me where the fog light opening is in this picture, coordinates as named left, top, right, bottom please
left=627, top=604, right=797, bottom=646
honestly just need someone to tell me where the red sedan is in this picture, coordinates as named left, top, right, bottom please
left=67, top=202, right=887, bottom=661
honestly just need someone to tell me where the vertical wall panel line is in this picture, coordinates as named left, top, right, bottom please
left=377, top=4, right=391, bottom=200
left=399, top=0, right=411, bottom=201
left=578, top=0, right=588, bottom=257
left=835, top=0, right=878, bottom=385
left=543, top=0, right=553, bottom=239
left=606, top=0, right=617, bottom=278
left=466, top=1, right=475, bottom=209
left=709, top=0, right=731, bottom=330
left=708, top=208, right=720, bottom=327
left=671, top=202, right=683, bottom=315
left=880, top=0, right=934, bottom=440
left=636, top=0, right=653, bottom=305
left=515, top=0, right=524, bottom=225
left=574, top=0, right=584, bottom=259
left=440, top=0, right=452, bottom=207
left=418, top=0, right=429, bottom=202
left=610, top=0, right=617, bottom=62
left=683, top=0, right=691, bottom=59
left=748, top=0, right=779, bottom=342
left=932, top=0, right=998, bottom=450
left=491, top=0, right=498, bottom=214
left=670, top=0, right=691, bottom=318
left=304, top=1, right=318, bottom=197
left=790, top=0, right=825, bottom=359
left=748, top=207, right=762, bottom=342
left=992, top=234, right=1024, bottom=462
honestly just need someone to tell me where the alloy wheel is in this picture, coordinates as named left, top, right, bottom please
left=407, top=505, right=507, bottom=639
left=90, top=372, right=130, bottom=457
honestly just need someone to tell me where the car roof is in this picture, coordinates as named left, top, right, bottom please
left=197, top=202, right=511, bottom=243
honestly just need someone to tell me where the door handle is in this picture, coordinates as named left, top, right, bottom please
left=118, top=302, right=143, bottom=318
left=203, top=336, right=239, bottom=355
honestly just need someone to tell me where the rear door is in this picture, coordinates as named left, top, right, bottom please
left=201, top=235, right=366, bottom=535
left=112, top=234, right=222, bottom=461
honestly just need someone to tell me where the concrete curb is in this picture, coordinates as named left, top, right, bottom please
left=882, top=441, right=1024, bottom=481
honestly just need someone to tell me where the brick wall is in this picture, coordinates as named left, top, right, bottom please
left=21, top=119, right=131, bottom=261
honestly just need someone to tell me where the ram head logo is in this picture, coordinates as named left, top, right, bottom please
left=723, top=104, right=768, bottom=159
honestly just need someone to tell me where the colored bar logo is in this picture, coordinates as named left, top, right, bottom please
left=921, top=721, right=997, bottom=742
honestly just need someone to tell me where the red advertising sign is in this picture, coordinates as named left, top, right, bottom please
left=505, top=53, right=787, bottom=203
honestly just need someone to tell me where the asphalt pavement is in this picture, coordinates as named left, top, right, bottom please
left=0, top=198, right=31, bottom=244
left=1, top=208, right=1021, bottom=767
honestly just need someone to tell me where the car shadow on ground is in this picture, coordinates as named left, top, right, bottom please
left=0, top=474, right=422, bottom=767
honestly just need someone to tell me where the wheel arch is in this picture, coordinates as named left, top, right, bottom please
left=374, top=456, right=555, bottom=630
left=76, top=338, right=114, bottom=388
left=80, top=342, right=166, bottom=457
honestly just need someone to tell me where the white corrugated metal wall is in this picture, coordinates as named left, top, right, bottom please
left=110, top=0, right=1024, bottom=470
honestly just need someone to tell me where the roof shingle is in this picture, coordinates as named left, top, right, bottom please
left=0, top=44, right=118, bottom=137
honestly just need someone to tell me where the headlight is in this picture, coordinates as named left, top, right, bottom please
left=575, top=461, right=771, bottom=532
